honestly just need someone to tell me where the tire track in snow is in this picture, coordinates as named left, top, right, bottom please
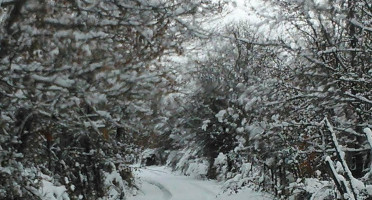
left=189, top=182, right=217, bottom=197
left=145, top=180, right=172, bottom=200
left=129, top=166, right=271, bottom=200
left=145, top=167, right=217, bottom=199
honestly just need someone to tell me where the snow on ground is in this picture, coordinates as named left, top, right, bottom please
left=128, top=166, right=272, bottom=200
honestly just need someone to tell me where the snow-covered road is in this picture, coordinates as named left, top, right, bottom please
left=128, top=166, right=272, bottom=200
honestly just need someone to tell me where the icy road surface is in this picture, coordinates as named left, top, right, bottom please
left=128, top=166, right=272, bottom=200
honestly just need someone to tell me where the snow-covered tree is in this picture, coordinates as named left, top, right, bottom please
left=160, top=0, right=371, bottom=198
left=0, top=0, right=207, bottom=198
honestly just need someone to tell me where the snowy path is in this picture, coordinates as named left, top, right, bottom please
left=128, top=166, right=272, bottom=200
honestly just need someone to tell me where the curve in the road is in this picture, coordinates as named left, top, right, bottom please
left=145, top=179, right=173, bottom=200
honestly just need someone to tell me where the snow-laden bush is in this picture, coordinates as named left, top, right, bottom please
left=102, top=163, right=131, bottom=200
left=166, top=148, right=210, bottom=179
left=288, top=178, right=333, bottom=200
left=185, top=160, right=209, bottom=179
left=38, top=173, right=70, bottom=200
left=213, top=153, right=228, bottom=181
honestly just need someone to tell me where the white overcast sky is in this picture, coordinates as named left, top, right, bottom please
left=205, top=0, right=269, bottom=31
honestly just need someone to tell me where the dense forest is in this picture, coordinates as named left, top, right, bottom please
left=0, top=0, right=371, bottom=199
